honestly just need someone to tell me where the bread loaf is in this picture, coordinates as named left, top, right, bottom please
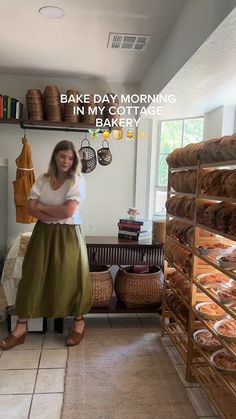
left=168, top=271, right=186, bottom=288
left=200, top=137, right=222, bottom=163
left=182, top=252, right=192, bottom=276
left=219, top=134, right=236, bottom=161
left=215, top=204, right=235, bottom=232
left=178, top=225, right=190, bottom=244
left=203, top=202, right=225, bottom=229
left=185, top=226, right=194, bottom=246
left=166, top=148, right=182, bottom=167
left=166, top=220, right=193, bottom=246
left=224, top=171, right=236, bottom=198
left=183, top=142, right=204, bottom=166
left=169, top=172, right=178, bottom=192
left=181, top=171, right=191, bottom=193
left=182, top=198, right=195, bottom=219
left=197, top=201, right=213, bottom=225
left=188, top=170, right=197, bottom=193
left=202, top=170, right=231, bottom=196
left=228, top=208, right=236, bottom=235
left=166, top=220, right=175, bottom=236
left=165, top=196, right=177, bottom=214
left=173, top=196, right=186, bottom=217
left=220, top=170, right=234, bottom=196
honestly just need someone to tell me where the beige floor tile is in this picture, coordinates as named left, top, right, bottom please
left=0, top=349, right=40, bottom=369
left=0, top=369, right=37, bottom=394
left=0, top=325, right=7, bottom=342
left=77, top=410, right=196, bottom=419
left=30, top=393, right=63, bottom=419
left=0, top=394, right=32, bottom=419
left=186, top=387, right=219, bottom=417
left=35, top=369, right=65, bottom=393
left=198, top=417, right=221, bottom=419
left=108, top=313, right=142, bottom=328
left=160, top=335, right=173, bottom=347
left=40, top=349, right=67, bottom=368
left=13, top=333, right=44, bottom=350
left=43, top=332, right=67, bottom=349
left=165, top=345, right=184, bottom=365
left=137, top=313, right=161, bottom=329
left=0, top=326, right=44, bottom=351
left=84, top=314, right=111, bottom=328
left=173, top=364, right=199, bottom=388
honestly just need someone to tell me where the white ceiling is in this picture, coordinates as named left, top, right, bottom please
left=158, top=7, right=236, bottom=119
left=0, top=0, right=187, bottom=83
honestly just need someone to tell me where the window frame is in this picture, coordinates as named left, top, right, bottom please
left=154, top=116, right=204, bottom=213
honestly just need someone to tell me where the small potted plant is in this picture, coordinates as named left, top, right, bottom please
left=127, top=207, right=140, bottom=221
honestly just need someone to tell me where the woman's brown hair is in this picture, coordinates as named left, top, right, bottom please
left=45, top=140, right=81, bottom=180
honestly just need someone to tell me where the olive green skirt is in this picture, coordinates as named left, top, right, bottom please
left=15, top=221, right=92, bottom=318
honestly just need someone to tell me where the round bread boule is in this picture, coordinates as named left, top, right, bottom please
left=219, top=134, right=236, bottom=161
left=224, top=171, right=236, bottom=198
left=200, top=137, right=222, bottom=163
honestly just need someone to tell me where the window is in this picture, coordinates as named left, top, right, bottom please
left=154, top=117, right=204, bottom=216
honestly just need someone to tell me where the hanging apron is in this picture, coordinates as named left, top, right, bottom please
left=13, top=135, right=37, bottom=223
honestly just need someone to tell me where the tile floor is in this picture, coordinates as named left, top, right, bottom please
left=0, top=313, right=221, bottom=419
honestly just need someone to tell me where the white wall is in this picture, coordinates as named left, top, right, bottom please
left=135, top=0, right=236, bottom=220
left=203, top=106, right=224, bottom=138
left=222, top=106, right=235, bottom=135
left=203, top=105, right=235, bottom=138
left=135, top=118, right=157, bottom=219
left=140, top=0, right=236, bottom=96
left=0, top=74, right=138, bottom=245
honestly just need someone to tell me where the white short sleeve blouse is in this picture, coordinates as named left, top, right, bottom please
left=29, top=174, right=86, bottom=224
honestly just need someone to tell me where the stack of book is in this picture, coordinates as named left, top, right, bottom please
left=118, top=219, right=152, bottom=241
left=0, top=95, right=23, bottom=120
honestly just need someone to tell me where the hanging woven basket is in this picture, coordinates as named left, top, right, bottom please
left=78, top=138, right=97, bottom=173
left=97, top=140, right=112, bottom=166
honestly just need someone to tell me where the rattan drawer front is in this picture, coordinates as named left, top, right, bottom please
left=87, top=246, right=164, bottom=267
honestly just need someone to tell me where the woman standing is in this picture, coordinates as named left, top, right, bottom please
left=0, top=140, right=91, bottom=349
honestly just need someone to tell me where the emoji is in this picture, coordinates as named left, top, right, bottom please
left=102, top=130, right=110, bottom=139
left=113, top=129, right=123, bottom=140
left=127, top=130, right=134, bottom=139
left=89, top=129, right=100, bottom=139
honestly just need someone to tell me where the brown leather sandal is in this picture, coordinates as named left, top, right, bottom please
left=65, top=317, right=85, bottom=347
left=0, top=320, right=28, bottom=351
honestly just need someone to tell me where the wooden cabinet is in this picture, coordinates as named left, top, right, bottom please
left=162, top=159, right=236, bottom=418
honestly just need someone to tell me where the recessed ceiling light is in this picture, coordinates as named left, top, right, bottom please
left=39, top=6, right=65, bottom=18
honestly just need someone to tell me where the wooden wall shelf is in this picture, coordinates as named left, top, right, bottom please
left=0, top=119, right=121, bottom=133
left=0, top=119, right=20, bottom=125
left=20, top=120, right=114, bottom=133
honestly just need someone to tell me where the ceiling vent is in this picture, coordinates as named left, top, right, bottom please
left=107, top=33, right=150, bottom=51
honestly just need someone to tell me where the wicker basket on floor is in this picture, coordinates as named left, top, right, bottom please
left=90, top=265, right=113, bottom=307
left=115, top=266, right=163, bottom=308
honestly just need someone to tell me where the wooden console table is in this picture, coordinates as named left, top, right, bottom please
left=86, top=236, right=164, bottom=266
left=54, top=236, right=164, bottom=332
